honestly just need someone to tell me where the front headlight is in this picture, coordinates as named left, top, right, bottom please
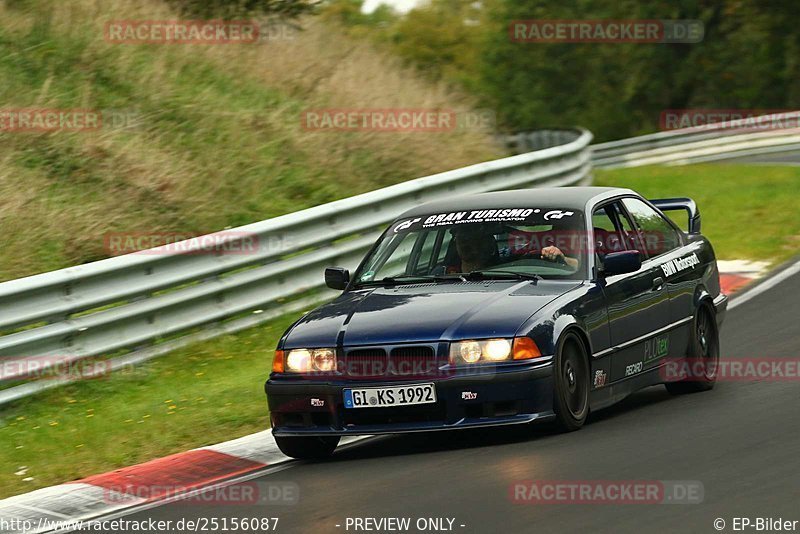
left=449, top=337, right=540, bottom=365
left=312, top=348, right=337, bottom=371
left=450, top=338, right=511, bottom=364
left=274, top=348, right=337, bottom=373
left=458, top=341, right=483, bottom=363
left=483, top=339, right=512, bottom=361
left=286, top=349, right=312, bottom=372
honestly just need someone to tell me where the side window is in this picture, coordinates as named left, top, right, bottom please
left=611, top=203, right=648, bottom=254
left=591, top=204, right=627, bottom=258
left=592, top=206, right=617, bottom=232
left=621, top=198, right=682, bottom=257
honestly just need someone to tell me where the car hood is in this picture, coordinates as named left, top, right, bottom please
left=282, top=280, right=579, bottom=348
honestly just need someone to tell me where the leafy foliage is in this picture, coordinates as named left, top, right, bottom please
left=328, top=0, right=800, bottom=141
left=167, top=0, right=321, bottom=18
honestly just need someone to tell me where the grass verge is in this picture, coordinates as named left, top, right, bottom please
left=0, top=313, right=295, bottom=498
left=0, top=0, right=499, bottom=281
left=595, top=164, right=800, bottom=265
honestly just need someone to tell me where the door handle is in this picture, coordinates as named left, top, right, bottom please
left=652, top=277, right=664, bottom=291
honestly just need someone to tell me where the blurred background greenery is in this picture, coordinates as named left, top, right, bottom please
left=2, top=0, right=798, bottom=280
left=327, top=0, right=800, bottom=141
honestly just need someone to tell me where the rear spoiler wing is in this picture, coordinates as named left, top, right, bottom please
left=649, top=197, right=701, bottom=234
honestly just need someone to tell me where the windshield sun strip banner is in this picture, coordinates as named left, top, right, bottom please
left=391, top=208, right=577, bottom=233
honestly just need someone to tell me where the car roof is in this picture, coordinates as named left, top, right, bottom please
left=398, top=186, right=638, bottom=218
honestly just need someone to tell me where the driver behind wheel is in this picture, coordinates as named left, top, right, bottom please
left=509, top=221, right=581, bottom=269
left=445, top=224, right=580, bottom=273
left=540, top=245, right=579, bottom=269
left=452, top=226, right=500, bottom=272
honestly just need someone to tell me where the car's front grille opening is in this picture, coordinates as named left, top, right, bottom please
left=275, top=412, right=333, bottom=428
left=492, top=401, right=520, bottom=417
left=341, top=403, right=446, bottom=427
left=344, top=345, right=439, bottom=378
left=310, top=412, right=333, bottom=427
left=390, top=346, right=437, bottom=376
left=464, top=404, right=483, bottom=419
left=462, top=401, right=520, bottom=419
left=345, top=349, right=388, bottom=378
left=279, top=413, right=306, bottom=427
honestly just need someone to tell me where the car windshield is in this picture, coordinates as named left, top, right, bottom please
left=353, top=207, right=588, bottom=285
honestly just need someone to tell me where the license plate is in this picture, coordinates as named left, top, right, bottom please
left=343, top=383, right=436, bottom=409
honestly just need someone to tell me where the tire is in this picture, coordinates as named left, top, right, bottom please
left=553, top=332, right=590, bottom=431
left=665, top=304, right=719, bottom=395
left=275, top=435, right=340, bottom=460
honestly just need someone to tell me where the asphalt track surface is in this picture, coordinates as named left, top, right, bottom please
left=115, top=261, right=800, bottom=534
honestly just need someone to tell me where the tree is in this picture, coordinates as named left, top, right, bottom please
left=169, top=0, right=321, bottom=18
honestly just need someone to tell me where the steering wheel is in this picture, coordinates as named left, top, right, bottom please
left=522, top=251, right=568, bottom=266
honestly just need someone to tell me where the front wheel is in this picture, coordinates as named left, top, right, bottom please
left=553, top=332, right=590, bottom=431
left=275, top=435, right=340, bottom=460
left=665, top=305, right=719, bottom=395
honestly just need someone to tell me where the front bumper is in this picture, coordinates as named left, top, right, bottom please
left=713, top=292, right=728, bottom=327
left=265, top=361, right=555, bottom=436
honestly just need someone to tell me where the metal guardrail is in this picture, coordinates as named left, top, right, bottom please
left=0, top=128, right=593, bottom=405
left=590, top=111, right=800, bottom=168
left=501, top=129, right=585, bottom=153
left=502, top=112, right=800, bottom=168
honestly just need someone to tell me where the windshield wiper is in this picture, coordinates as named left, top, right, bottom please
left=354, top=274, right=465, bottom=287
left=464, top=270, right=542, bottom=283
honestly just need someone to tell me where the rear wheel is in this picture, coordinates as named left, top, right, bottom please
left=553, top=332, right=590, bottom=431
left=275, top=435, right=340, bottom=460
left=666, top=304, right=719, bottom=394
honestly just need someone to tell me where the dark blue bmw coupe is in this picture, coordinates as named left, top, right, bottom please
left=265, top=187, right=727, bottom=458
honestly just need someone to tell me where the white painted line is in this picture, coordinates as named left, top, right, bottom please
left=717, top=259, right=769, bottom=276
left=9, top=502, right=72, bottom=519
left=198, top=429, right=280, bottom=465
left=39, top=436, right=380, bottom=532
left=0, top=483, right=147, bottom=534
left=82, top=462, right=299, bottom=528
left=0, top=429, right=377, bottom=534
left=729, top=259, right=800, bottom=310
left=201, top=429, right=374, bottom=466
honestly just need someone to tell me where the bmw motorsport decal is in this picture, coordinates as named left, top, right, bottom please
left=660, top=253, right=700, bottom=278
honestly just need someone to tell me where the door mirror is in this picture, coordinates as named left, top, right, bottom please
left=602, top=251, right=642, bottom=276
left=325, top=267, right=350, bottom=290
